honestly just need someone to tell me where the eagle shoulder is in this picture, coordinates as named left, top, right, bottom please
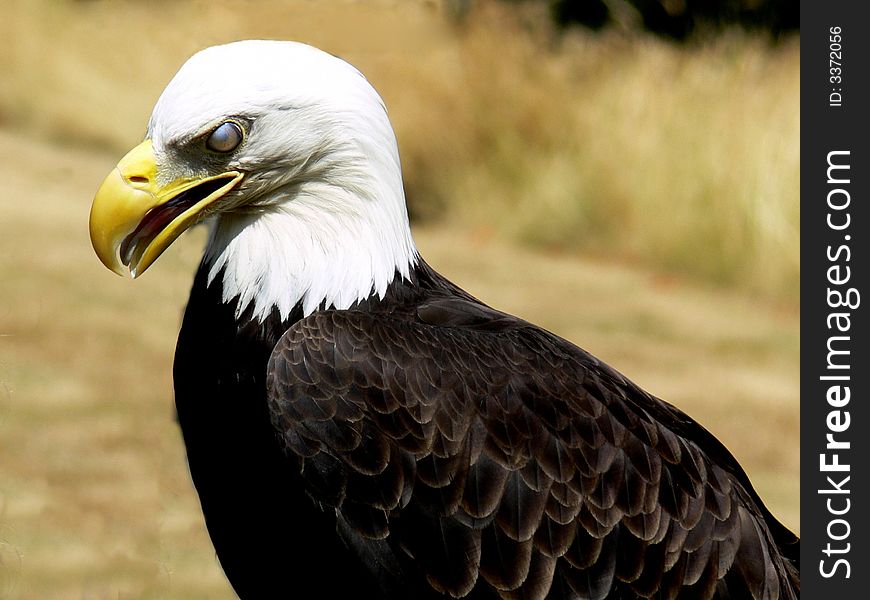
left=265, top=305, right=796, bottom=599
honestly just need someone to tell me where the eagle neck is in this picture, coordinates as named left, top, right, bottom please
left=202, top=179, right=418, bottom=322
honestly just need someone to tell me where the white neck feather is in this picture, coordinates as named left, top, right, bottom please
left=203, top=171, right=418, bottom=322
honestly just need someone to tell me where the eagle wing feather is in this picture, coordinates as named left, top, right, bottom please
left=266, top=305, right=797, bottom=599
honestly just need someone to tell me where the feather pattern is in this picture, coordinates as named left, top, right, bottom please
left=260, top=260, right=799, bottom=599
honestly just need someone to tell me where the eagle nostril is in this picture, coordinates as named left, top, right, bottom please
left=129, top=176, right=149, bottom=184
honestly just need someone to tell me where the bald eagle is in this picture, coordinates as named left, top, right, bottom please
left=89, top=41, right=799, bottom=599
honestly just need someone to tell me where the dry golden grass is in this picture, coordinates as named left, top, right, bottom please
left=0, top=131, right=230, bottom=599
left=415, top=26, right=799, bottom=301
left=0, top=127, right=797, bottom=598
left=0, top=1, right=798, bottom=597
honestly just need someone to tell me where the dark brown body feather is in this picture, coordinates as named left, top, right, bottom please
left=175, top=258, right=798, bottom=599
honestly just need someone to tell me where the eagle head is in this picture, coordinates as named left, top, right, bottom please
left=90, top=40, right=417, bottom=318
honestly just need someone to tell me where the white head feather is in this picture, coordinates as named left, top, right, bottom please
left=147, top=40, right=418, bottom=320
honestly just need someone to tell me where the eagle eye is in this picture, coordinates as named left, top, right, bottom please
left=206, top=121, right=243, bottom=153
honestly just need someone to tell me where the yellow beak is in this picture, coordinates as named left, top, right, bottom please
left=89, top=139, right=243, bottom=277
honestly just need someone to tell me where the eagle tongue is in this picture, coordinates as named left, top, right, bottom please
left=119, top=178, right=227, bottom=268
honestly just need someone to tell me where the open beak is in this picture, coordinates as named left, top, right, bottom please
left=89, top=139, right=243, bottom=277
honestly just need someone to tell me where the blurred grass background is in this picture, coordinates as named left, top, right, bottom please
left=0, top=0, right=798, bottom=598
